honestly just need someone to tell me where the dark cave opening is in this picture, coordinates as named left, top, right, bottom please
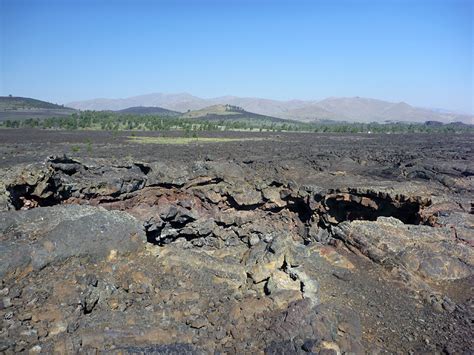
left=286, top=198, right=313, bottom=224
left=6, top=184, right=59, bottom=210
left=323, top=193, right=430, bottom=225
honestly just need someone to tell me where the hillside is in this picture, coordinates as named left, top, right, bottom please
left=180, top=104, right=242, bottom=118
left=0, top=96, right=72, bottom=110
left=67, top=93, right=473, bottom=124
left=116, top=106, right=180, bottom=116
left=0, top=96, right=75, bottom=121
left=179, top=104, right=290, bottom=123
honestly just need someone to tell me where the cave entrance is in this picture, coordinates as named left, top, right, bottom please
left=323, top=193, right=430, bottom=225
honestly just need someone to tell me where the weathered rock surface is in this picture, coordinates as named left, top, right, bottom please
left=333, top=217, right=473, bottom=284
left=0, top=205, right=145, bottom=280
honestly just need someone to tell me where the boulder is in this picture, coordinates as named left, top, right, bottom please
left=0, top=205, right=146, bottom=280
left=332, top=217, right=473, bottom=283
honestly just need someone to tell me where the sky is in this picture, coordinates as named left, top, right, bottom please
left=0, top=0, right=473, bottom=113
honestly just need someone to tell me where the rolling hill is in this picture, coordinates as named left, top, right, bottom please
left=0, top=96, right=70, bottom=110
left=179, top=104, right=290, bottom=123
left=0, top=96, right=75, bottom=121
left=67, top=93, right=473, bottom=124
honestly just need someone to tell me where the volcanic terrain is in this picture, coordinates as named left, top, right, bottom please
left=0, top=129, right=473, bottom=354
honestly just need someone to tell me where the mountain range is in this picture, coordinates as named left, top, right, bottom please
left=67, top=93, right=473, bottom=124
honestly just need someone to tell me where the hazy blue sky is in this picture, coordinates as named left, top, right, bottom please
left=1, top=0, right=472, bottom=112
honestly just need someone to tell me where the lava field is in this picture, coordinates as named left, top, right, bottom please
left=0, top=129, right=473, bottom=354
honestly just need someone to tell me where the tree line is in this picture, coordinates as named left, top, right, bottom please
left=1, top=110, right=472, bottom=134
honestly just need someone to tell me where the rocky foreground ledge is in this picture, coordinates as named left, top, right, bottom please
left=0, top=155, right=473, bottom=354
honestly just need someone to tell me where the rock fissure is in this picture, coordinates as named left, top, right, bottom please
left=4, top=157, right=437, bottom=247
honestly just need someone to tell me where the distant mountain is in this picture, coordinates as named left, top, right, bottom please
left=292, top=97, right=455, bottom=123
left=67, top=93, right=473, bottom=124
left=0, top=96, right=75, bottom=121
left=180, top=104, right=289, bottom=123
left=68, top=93, right=208, bottom=112
left=115, top=106, right=180, bottom=116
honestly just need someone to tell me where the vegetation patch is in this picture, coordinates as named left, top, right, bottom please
left=1, top=110, right=472, bottom=134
